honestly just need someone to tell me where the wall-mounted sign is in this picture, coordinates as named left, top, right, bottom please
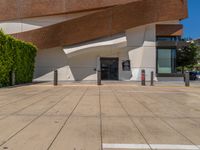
left=122, top=60, right=131, bottom=71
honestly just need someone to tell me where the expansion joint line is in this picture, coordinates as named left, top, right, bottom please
left=99, top=86, right=103, bottom=150
left=128, top=86, right=200, bottom=149
left=111, top=86, right=153, bottom=150
left=0, top=87, right=65, bottom=121
left=0, top=86, right=76, bottom=147
left=158, top=93, right=200, bottom=124
left=46, top=87, right=89, bottom=150
left=0, top=87, right=53, bottom=109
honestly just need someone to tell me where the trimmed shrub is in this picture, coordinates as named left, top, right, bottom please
left=0, top=30, right=37, bottom=87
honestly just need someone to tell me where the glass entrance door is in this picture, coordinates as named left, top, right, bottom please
left=101, top=58, right=119, bottom=80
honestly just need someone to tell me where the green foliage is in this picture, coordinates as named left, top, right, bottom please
left=196, top=42, right=200, bottom=64
left=176, top=42, right=200, bottom=72
left=0, top=30, right=37, bottom=87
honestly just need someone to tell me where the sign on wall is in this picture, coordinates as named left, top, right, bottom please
left=122, top=60, right=131, bottom=71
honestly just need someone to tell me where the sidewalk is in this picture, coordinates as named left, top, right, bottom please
left=32, top=80, right=200, bottom=88
left=0, top=84, right=200, bottom=150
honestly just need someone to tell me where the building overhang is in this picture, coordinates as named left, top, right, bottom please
left=11, top=0, right=188, bottom=49
left=0, top=0, right=140, bottom=21
left=156, top=24, right=183, bottom=37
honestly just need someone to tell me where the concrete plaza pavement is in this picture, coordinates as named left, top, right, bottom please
left=0, top=84, right=200, bottom=150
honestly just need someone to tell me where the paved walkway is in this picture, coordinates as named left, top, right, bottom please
left=0, top=84, right=200, bottom=150
left=33, top=80, right=200, bottom=87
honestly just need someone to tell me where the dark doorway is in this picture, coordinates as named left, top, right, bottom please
left=101, top=57, right=119, bottom=80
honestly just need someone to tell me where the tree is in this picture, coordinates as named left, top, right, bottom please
left=176, top=42, right=200, bottom=73
left=197, top=43, right=200, bottom=65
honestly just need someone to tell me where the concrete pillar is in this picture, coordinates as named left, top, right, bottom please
left=150, top=71, right=154, bottom=86
left=97, top=57, right=101, bottom=85
left=11, top=71, right=15, bottom=86
left=54, top=70, right=58, bottom=86
left=141, top=69, right=146, bottom=86
left=185, top=71, right=190, bottom=87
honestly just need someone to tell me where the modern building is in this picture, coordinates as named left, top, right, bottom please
left=195, top=39, right=200, bottom=46
left=0, top=0, right=188, bottom=81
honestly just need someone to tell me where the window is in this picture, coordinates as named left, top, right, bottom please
left=156, top=36, right=179, bottom=75
left=157, top=49, right=176, bottom=74
left=157, top=36, right=181, bottom=42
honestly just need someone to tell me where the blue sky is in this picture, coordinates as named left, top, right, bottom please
left=181, top=0, right=200, bottom=39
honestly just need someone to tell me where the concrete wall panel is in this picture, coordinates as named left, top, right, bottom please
left=34, top=46, right=132, bottom=81
left=126, top=23, right=156, bottom=81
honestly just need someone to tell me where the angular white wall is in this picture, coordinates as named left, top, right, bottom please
left=126, top=23, right=156, bottom=81
left=34, top=46, right=132, bottom=81
left=34, top=20, right=180, bottom=82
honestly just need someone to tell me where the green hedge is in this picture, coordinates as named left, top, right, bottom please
left=0, top=30, right=37, bottom=87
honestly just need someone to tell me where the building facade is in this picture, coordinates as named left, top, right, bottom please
left=0, top=0, right=188, bottom=81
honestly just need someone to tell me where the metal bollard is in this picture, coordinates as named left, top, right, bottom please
left=54, top=70, right=58, bottom=86
left=141, top=69, right=146, bottom=86
left=97, top=70, right=101, bottom=85
left=11, top=71, right=15, bottom=86
left=185, top=71, right=190, bottom=87
left=96, top=57, right=101, bottom=86
left=150, top=71, right=154, bottom=86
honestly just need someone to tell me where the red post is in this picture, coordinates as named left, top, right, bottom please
left=141, top=69, right=146, bottom=86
